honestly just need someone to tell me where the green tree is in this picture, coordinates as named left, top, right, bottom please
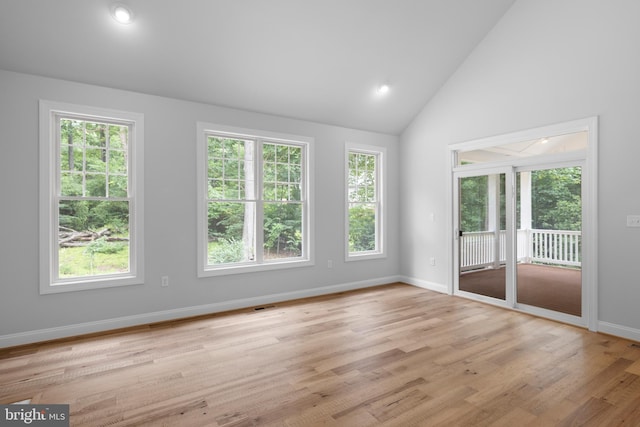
left=460, top=175, right=489, bottom=232
left=460, top=167, right=581, bottom=232
left=530, top=167, right=581, bottom=231
left=348, top=151, right=378, bottom=252
left=206, top=138, right=304, bottom=263
left=348, top=205, right=375, bottom=252
left=59, top=119, right=129, bottom=232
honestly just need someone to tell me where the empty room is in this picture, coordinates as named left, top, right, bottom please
left=1, top=0, right=640, bottom=425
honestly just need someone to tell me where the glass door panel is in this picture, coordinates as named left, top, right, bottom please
left=458, top=173, right=506, bottom=300
left=516, top=167, right=582, bottom=316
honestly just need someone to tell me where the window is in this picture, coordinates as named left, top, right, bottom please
left=39, top=101, right=144, bottom=293
left=346, top=143, right=386, bottom=260
left=197, top=123, right=313, bottom=276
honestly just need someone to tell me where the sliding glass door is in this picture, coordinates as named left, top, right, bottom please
left=449, top=119, right=596, bottom=328
left=454, top=164, right=583, bottom=319
left=516, top=166, right=582, bottom=316
left=455, top=169, right=512, bottom=303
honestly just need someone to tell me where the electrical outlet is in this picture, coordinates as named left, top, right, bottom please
left=161, top=276, right=169, bottom=287
left=627, top=215, right=640, bottom=227
left=327, top=260, right=333, bottom=269
left=430, top=257, right=436, bottom=266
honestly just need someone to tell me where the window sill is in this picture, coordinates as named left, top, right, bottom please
left=40, top=275, right=143, bottom=294
left=345, top=252, right=386, bottom=262
left=198, top=258, right=314, bottom=278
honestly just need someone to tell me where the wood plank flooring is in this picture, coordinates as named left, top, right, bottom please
left=1, top=283, right=640, bottom=426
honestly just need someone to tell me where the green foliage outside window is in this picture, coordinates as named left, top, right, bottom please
left=206, top=137, right=304, bottom=265
left=528, top=167, right=582, bottom=231
left=348, top=151, right=378, bottom=253
left=57, top=118, right=131, bottom=278
left=460, top=175, right=490, bottom=233
left=264, top=202, right=302, bottom=258
left=459, top=167, right=582, bottom=233
left=349, top=205, right=376, bottom=252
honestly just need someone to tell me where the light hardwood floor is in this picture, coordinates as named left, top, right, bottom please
left=1, top=283, right=640, bottom=426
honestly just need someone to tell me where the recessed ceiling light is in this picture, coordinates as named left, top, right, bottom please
left=540, top=138, right=549, bottom=144
left=377, top=84, right=390, bottom=95
left=112, top=4, right=133, bottom=24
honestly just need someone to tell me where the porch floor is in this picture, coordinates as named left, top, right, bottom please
left=459, top=263, right=581, bottom=316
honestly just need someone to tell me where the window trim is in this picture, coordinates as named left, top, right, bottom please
left=196, top=122, right=314, bottom=277
left=345, top=142, right=387, bottom=261
left=39, top=100, right=144, bottom=294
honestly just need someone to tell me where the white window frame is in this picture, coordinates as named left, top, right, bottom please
left=39, top=100, right=144, bottom=294
left=345, top=142, right=386, bottom=261
left=197, top=122, right=314, bottom=277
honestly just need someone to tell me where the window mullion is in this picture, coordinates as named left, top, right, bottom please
left=301, top=146, right=307, bottom=200
left=127, top=124, right=133, bottom=199
left=255, top=140, right=264, bottom=264
left=105, top=124, right=110, bottom=198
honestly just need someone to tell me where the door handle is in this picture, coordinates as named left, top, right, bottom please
left=455, top=229, right=463, bottom=240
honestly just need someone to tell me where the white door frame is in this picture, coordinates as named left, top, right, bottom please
left=447, top=117, right=598, bottom=331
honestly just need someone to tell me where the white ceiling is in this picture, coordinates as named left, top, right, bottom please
left=0, top=0, right=515, bottom=135
left=458, top=132, right=589, bottom=164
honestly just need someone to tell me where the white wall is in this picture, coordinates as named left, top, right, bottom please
left=400, top=0, right=640, bottom=340
left=0, top=70, right=400, bottom=347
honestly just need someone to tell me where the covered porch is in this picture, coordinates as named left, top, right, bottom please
left=459, top=229, right=582, bottom=316
left=458, top=168, right=582, bottom=317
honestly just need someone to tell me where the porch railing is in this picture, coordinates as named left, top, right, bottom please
left=460, top=229, right=581, bottom=271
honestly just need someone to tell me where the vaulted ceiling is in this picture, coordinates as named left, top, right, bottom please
left=0, top=0, right=515, bottom=135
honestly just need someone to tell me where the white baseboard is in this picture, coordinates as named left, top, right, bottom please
left=400, top=275, right=449, bottom=294
left=0, top=275, right=402, bottom=348
left=598, top=321, right=640, bottom=343
left=7, top=277, right=636, bottom=348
